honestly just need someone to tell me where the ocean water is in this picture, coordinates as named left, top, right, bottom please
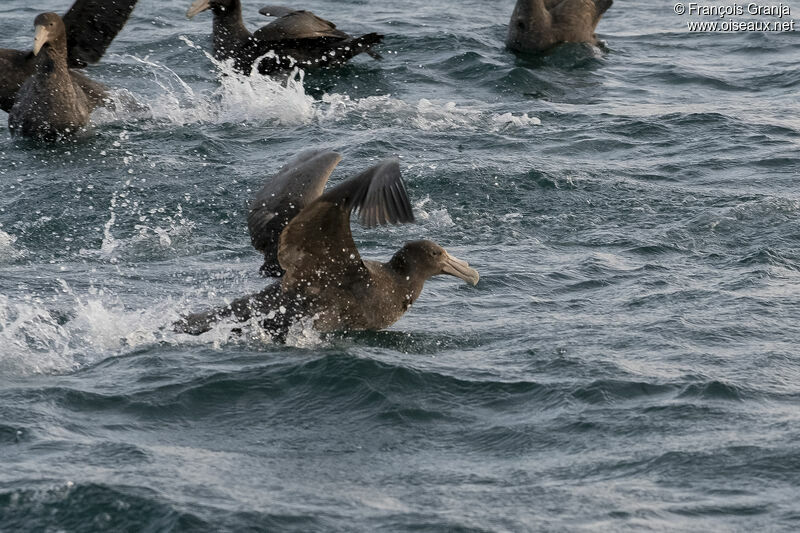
left=1, top=0, right=800, bottom=530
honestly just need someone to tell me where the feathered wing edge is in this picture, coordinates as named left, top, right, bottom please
left=63, top=0, right=139, bottom=67
left=247, top=149, right=342, bottom=253
left=326, top=158, right=415, bottom=228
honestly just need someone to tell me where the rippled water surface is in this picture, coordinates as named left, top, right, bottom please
left=2, top=0, right=800, bottom=530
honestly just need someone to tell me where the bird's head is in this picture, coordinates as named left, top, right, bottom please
left=32, top=13, right=67, bottom=56
left=393, top=240, right=480, bottom=286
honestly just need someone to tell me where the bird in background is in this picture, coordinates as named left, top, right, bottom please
left=186, top=0, right=383, bottom=76
left=0, top=0, right=139, bottom=114
left=506, top=0, right=613, bottom=54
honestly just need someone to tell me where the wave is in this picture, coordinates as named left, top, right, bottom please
left=572, top=379, right=677, bottom=404
left=0, top=482, right=209, bottom=532
left=0, top=424, right=23, bottom=445
left=0, top=480, right=374, bottom=532
left=17, top=349, right=779, bottom=425
left=23, top=354, right=550, bottom=420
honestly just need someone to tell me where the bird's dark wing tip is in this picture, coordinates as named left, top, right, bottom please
left=63, top=0, right=139, bottom=65
left=247, top=149, right=342, bottom=254
left=355, top=159, right=416, bottom=228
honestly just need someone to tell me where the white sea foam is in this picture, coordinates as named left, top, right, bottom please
left=319, top=94, right=541, bottom=132
left=491, top=112, right=542, bottom=129
left=0, top=230, right=24, bottom=262
left=284, top=316, right=324, bottom=348
left=96, top=38, right=541, bottom=133
left=0, top=273, right=328, bottom=375
left=95, top=38, right=315, bottom=127
left=0, top=293, right=76, bottom=375
left=0, top=284, right=223, bottom=375
left=57, top=281, right=165, bottom=353
left=414, top=196, right=455, bottom=228
left=0, top=281, right=187, bottom=375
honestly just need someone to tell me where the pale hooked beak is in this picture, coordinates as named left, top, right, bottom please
left=33, top=25, right=49, bottom=55
left=186, top=0, right=211, bottom=19
left=441, top=251, right=480, bottom=286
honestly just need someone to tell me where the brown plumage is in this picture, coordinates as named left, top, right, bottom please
left=0, top=0, right=138, bottom=113
left=9, top=13, right=92, bottom=140
left=174, top=151, right=479, bottom=339
left=186, top=0, right=383, bottom=75
left=506, top=0, right=612, bottom=53
left=247, top=150, right=343, bottom=276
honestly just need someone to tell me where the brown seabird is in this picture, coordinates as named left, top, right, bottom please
left=186, top=1, right=383, bottom=76
left=175, top=151, right=479, bottom=338
left=8, top=13, right=101, bottom=140
left=0, top=0, right=139, bottom=114
left=506, top=0, right=613, bottom=53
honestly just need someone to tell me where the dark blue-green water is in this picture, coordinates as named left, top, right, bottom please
left=2, top=0, right=800, bottom=530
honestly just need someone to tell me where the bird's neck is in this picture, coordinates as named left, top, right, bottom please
left=212, top=2, right=251, bottom=60
left=385, top=253, right=427, bottom=306
left=35, top=46, right=69, bottom=77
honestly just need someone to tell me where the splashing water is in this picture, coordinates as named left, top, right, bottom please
left=414, top=196, right=455, bottom=228
left=94, top=38, right=541, bottom=132
left=99, top=195, right=120, bottom=261
left=319, top=94, right=542, bottom=132
left=0, top=230, right=24, bottom=262
left=93, top=37, right=316, bottom=126
left=0, top=293, right=75, bottom=375
left=284, top=316, right=324, bottom=348
left=0, top=280, right=175, bottom=375
left=0, top=277, right=303, bottom=376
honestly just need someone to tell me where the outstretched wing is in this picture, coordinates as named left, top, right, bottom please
left=253, top=9, right=349, bottom=42
left=63, top=0, right=139, bottom=67
left=248, top=150, right=342, bottom=275
left=278, top=159, right=415, bottom=288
